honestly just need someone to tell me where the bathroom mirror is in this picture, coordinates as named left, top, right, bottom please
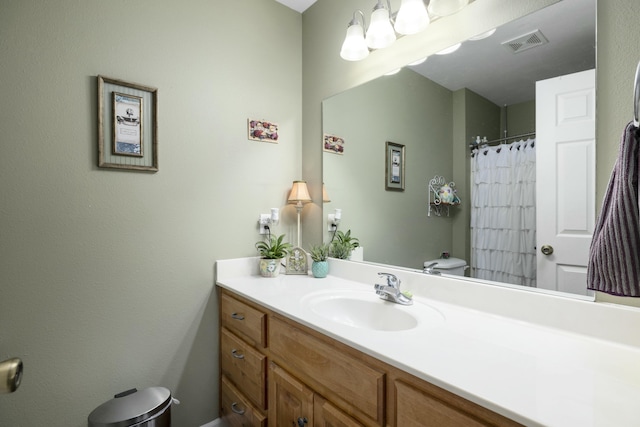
left=322, top=0, right=596, bottom=297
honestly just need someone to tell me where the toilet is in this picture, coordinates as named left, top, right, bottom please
left=424, top=257, right=467, bottom=276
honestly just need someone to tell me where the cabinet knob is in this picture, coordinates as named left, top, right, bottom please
left=231, top=312, right=245, bottom=320
left=231, top=402, right=245, bottom=415
left=231, top=349, right=244, bottom=359
left=297, top=417, right=308, bottom=427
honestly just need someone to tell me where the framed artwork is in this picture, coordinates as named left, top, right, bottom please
left=285, top=247, right=308, bottom=275
left=323, top=133, right=345, bottom=154
left=385, top=141, right=405, bottom=191
left=98, top=75, right=158, bottom=172
left=248, top=119, right=279, bottom=143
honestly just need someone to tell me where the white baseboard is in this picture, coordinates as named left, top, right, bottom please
left=200, top=418, right=225, bottom=427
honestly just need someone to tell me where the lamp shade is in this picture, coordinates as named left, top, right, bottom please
left=322, top=183, right=331, bottom=203
left=365, top=5, right=396, bottom=49
left=394, top=0, right=430, bottom=35
left=288, top=181, right=312, bottom=204
left=427, top=0, right=469, bottom=17
left=340, top=22, right=369, bottom=61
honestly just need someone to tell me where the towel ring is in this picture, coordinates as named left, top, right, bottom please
left=634, top=60, right=640, bottom=127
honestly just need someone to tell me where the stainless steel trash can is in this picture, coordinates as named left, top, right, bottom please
left=88, top=387, right=173, bottom=427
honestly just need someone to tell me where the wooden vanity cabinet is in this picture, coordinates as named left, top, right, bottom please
left=218, top=287, right=521, bottom=427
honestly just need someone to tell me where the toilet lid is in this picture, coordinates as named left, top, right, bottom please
left=424, top=257, right=466, bottom=269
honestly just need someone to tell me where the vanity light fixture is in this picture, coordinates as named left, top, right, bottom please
left=340, top=0, right=468, bottom=61
left=340, top=11, right=369, bottom=61
left=468, top=28, right=497, bottom=41
left=394, top=0, right=430, bottom=35
left=435, top=42, right=462, bottom=55
left=408, top=56, right=427, bottom=66
left=366, top=0, right=396, bottom=49
left=287, top=180, right=312, bottom=247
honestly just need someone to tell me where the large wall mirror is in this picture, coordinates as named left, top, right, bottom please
left=322, top=0, right=596, bottom=298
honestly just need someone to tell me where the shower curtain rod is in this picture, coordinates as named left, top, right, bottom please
left=469, top=131, right=536, bottom=150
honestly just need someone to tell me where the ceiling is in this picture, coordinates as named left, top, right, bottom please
left=403, top=0, right=596, bottom=106
left=275, top=0, right=317, bottom=13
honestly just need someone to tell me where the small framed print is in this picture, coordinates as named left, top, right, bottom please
left=248, top=118, right=279, bottom=143
left=98, top=75, right=158, bottom=172
left=286, top=247, right=308, bottom=275
left=385, top=141, right=405, bottom=191
left=112, top=92, right=143, bottom=156
left=323, top=133, right=344, bottom=154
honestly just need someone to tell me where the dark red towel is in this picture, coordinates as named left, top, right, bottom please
left=587, top=121, right=640, bottom=296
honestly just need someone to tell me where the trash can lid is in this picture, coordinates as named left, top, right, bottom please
left=424, top=257, right=466, bottom=269
left=88, top=387, right=171, bottom=427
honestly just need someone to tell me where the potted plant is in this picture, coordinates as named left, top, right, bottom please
left=309, top=243, right=330, bottom=278
left=255, top=234, right=292, bottom=277
left=330, top=230, right=360, bottom=260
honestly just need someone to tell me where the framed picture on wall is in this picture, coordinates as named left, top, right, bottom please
left=323, top=133, right=344, bottom=154
left=97, top=75, right=158, bottom=172
left=248, top=119, right=279, bottom=143
left=385, top=141, right=405, bottom=191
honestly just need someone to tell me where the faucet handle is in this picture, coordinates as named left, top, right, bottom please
left=377, top=272, right=400, bottom=288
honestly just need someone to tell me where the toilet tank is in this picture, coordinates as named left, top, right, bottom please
left=424, top=257, right=467, bottom=276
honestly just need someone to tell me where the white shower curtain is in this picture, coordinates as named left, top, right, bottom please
left=470, top=139, right=536, bottom=287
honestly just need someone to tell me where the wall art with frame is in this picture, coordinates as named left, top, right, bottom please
left=98, top=75, right=158, bottom=172
left=385, top=141, right=405, bottom=191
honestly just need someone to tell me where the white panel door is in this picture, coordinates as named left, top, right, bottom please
left=536, top=69, right=596, bottom=295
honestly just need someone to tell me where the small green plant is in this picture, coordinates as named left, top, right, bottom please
left=334, top=230, right=360, bottom=250
left=329, top=229, right=360, bottom=259
left=309, top=243, right=330, bottom=262
left=255, top=234, right=292, bottom=259
left=329, top=241, right=352, bottom=259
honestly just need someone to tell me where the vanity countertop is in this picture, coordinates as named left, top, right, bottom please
left=216, top=257, right=640, bottom=427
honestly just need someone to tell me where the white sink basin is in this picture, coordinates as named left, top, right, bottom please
left=302, top=289, right=444, bottom=332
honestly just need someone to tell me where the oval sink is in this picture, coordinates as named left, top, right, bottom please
left=302, top=290, right=444, bottom=332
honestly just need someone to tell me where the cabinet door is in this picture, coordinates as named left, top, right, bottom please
left=314, top=395, right=364, bottom=427
left=269, top=362, right=313, bottom=427
left=395, top=380, right=521, bottom=427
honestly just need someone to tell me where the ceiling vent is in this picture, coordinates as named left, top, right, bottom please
left=502, top=29, right=548, bottom=54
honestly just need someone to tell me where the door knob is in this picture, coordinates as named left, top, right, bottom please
left=541, top=245, right=554, bottom=256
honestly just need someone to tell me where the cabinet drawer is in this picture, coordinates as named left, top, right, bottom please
left=221, top=375, right=267, bottom=427
left=269, top=316, right=385, bottom=426
left=221, top=328, right=267, bottom=410
left=221, top=291, right=267, bottom=348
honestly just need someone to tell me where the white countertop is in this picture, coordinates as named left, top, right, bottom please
left=216, top=257, right=640, bottom=427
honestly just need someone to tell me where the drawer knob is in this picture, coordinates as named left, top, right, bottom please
left=231, top=402, right=245, bottom=415
left=231, top=349, right=244, bottom=359
left=231, top=312, right=245, bottom=320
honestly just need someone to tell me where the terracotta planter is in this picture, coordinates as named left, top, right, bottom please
left=311, top=261, right=329, bottom=278
left=259, top=258, right=282, bottom=277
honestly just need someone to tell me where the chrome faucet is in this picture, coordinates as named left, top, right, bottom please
left=423, top=262, right=441, bottom=275
left=374, top=273, right=413, bottom=305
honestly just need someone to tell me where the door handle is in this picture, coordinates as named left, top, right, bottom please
left=541, top=245, right=554, bottom=256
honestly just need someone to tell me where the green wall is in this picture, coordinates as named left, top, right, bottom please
left=323, top=69, right=453, bottom=268
left=0, top=1, right=302, bottom=425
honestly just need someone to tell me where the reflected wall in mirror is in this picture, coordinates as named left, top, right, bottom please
left=322, top=0, right=596, bottom=297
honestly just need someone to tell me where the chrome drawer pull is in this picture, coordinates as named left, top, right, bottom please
left=231, top=402, right=245, bottom=415
left=231, top=349, right=244, bottom=359
left=231, top=312, right=245, bottom=320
